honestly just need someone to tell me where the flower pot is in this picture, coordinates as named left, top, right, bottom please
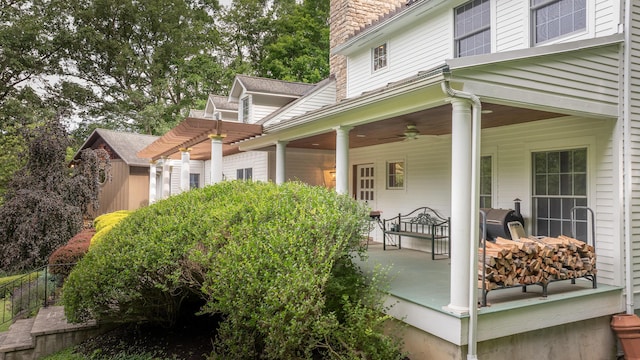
left=612, top=314, right=640, bottom=360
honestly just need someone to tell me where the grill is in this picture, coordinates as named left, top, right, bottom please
left=480, top=207, right=524, bottom=241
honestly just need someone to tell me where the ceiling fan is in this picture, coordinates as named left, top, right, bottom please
left=402, top=124, right=420, bottom=140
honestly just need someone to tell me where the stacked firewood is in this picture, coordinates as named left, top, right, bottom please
left=478, top=235, right=596, bottom=291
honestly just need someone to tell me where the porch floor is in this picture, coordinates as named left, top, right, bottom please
left=357, top=241, right=621, bottom=317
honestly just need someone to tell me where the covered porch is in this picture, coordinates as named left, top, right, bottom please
left=358, top=242, right=622, bottom=358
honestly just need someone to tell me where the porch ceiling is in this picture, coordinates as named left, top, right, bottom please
left=137, top=117, right=263, bottom=161
left=285, top=103, right=565, bottom=150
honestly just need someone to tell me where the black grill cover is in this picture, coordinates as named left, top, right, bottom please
left=480, top=208, right=524, bottom=240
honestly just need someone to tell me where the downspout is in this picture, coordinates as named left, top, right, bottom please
left=442, top=77, right=482, bottom=360
left=623, top=0, right=634, bottom=315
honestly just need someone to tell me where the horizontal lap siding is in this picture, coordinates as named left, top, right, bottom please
left=629, top=2, right=640, bottom=299
left=223, top=152, right=269, bottom=181
left=346, top=6, right=450, bottom=98
left=495, top=0, right=527, bottom=52
left=264, top=83, right=336, bottom=126
left=351, top=117, right=617, bottom=283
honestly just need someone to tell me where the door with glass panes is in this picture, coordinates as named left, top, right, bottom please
left=355, top=164, right=376, bottom=208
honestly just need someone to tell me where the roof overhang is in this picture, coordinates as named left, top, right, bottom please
left=138, top=118, right=262, bottom=161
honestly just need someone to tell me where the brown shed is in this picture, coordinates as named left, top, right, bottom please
left=74, top=129, right=159, bottom=217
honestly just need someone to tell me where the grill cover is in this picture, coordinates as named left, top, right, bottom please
left=480, top=208, right=524, bottom=240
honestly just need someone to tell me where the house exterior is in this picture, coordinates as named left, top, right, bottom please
left=138, top=75, right=339, bottom=197
left=74, top=129, right=159, bottom=216
left=137, top=0, right=640, bottom=358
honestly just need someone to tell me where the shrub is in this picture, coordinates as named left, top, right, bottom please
left=91, top=210, right=131, bottom=246
left=48, top=228, right=95, bottom=279
left=63, top=181, right=405, bottom=359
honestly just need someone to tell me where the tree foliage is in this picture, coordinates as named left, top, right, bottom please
left=63, top=181, right=404, bottom=359
left=0, top=117, right=111, bottom=273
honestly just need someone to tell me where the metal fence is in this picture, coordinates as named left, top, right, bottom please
left=0, top=263, right=74, bottom=326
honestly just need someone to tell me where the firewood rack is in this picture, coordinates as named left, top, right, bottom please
left=479, top=206, right=597, bottom=307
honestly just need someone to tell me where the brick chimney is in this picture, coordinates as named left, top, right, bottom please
left=330, top=0, right=404, bottom=101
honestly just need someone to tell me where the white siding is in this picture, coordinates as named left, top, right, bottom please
left=222, top=151, right=269, bottom=181
left=168, top=160, right=205, bottom=194
left=628, top=1, right=640, bottom=304
left=495, top=0, right=528, bottom=52
left=346, top=0, right=620, bottom=98
left=350, top=116, right=618, bottom=283
left=263, top=82, right=337, bottom=126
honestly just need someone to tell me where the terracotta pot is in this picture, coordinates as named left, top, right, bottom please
left=612, top=314, right=640, bottom=360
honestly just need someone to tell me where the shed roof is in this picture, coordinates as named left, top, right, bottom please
left=75, top=129, right=159, bottom=167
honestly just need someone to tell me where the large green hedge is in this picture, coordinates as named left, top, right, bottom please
left=63, top=181, right=404, bottom=359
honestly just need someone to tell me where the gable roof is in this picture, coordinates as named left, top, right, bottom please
left=257, top=76, right=336, bottom=126
left=228, top=74, right=316, bottom=99
left=75, top=128, right=159, bottom=167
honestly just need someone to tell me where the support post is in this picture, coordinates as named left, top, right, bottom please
left=179, top=148, right=191, bottom=193
left=148, top=160, right=157, bottom=204
left=275, top=141, right=288, bottom=184
left=446, top=98, right=472, bottom=313
left=161, top=157, right=171, bottom=199
left=335, top=126, right=352, bottom=195
left=209, top=134, right=225, bottom=184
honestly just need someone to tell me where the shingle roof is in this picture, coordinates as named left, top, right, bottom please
left=235, top=75, right=315, bottom=97
left=76, top=129, right=159, bottom=167
left=210, top=94, right=238, bottom=111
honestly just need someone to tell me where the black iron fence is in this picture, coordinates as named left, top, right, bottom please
left=0, top=263, right=74, bottom=326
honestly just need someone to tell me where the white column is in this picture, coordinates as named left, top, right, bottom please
left=148, top=161, right=157, bottom=204
left=447, top=98, right=472, bottom=313
left=275, top=141, right=288, bottom=185
left=335, top=126, right=352, bottom=195
left=180, top=148, right=191, bottom=193
left=161, top=157, right=171, bottom=199
left=209, top=134, right=225, bottom=184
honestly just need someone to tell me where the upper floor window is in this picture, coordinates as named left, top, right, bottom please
left=372, top=43, right=387, bottom=72
left=531, top=0, right=586, bottom=44
left=240, top=96, right=250, bottom=123
left=455, top=0, right=491, bottom=57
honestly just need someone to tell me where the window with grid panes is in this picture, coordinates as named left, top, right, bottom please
left=386, top=161, right=404, bottom=189
left=237, top=168, right=253, bottom=180
left=372, top=43, right=387, bottom=72
left=455, top=0, right=491, bottom=57
left=532, top=148, right=587, bottom=239
left=531, top=0, right=586, bottom=44
left=480, top=156, right=492, bottom=208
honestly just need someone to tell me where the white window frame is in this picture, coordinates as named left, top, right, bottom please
left=386, top=160, right=405, bottom=190
left=237, top=167, right=253, bottom=181
left=525, top=136, right=595, bottom=240
left=454, top=0, right=491, bottom=58
left=240, top=95, right=251, bottom=123
left=372, top=42, right=388, bottom=72
left=530, top=0, right=589, bottom=46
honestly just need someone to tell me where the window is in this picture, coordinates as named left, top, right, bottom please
left=372, top=43, right=387, bottom=71
left=532, top=148, right=587, bottom=239
left=531, top=0, right=586, bottom=44
left=240, top=96, right=250, bottom=123
left=237, top=168, right=253, bottom=180
left=479, top=156, right=492, bottom=208
left=455, top=0, right=491, bottom=57
left=189, top=173, right=200, bottom=189
left=386, top=161, right=404, bottom=189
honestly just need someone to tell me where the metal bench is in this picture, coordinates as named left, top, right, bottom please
left=382, top=207, right=450, bottom=260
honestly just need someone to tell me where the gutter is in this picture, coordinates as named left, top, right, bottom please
left=441, top=72, right=481, bottom=360
left=623, top=0, right=634, bottom=315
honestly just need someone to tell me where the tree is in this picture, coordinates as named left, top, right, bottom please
left=219, top=0, right=330, bottom=83
left=60, top=0, right=227, bottom=135
left=0, top=117, right=110, bottom=273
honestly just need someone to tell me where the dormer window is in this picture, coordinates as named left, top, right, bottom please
left=454, top=0, right=491, bottom=57
left=240, top=95, right=251, bottom=123
left=372, top=43, right=387, bottom=72
left=531, top=0, right=586, bottom=44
